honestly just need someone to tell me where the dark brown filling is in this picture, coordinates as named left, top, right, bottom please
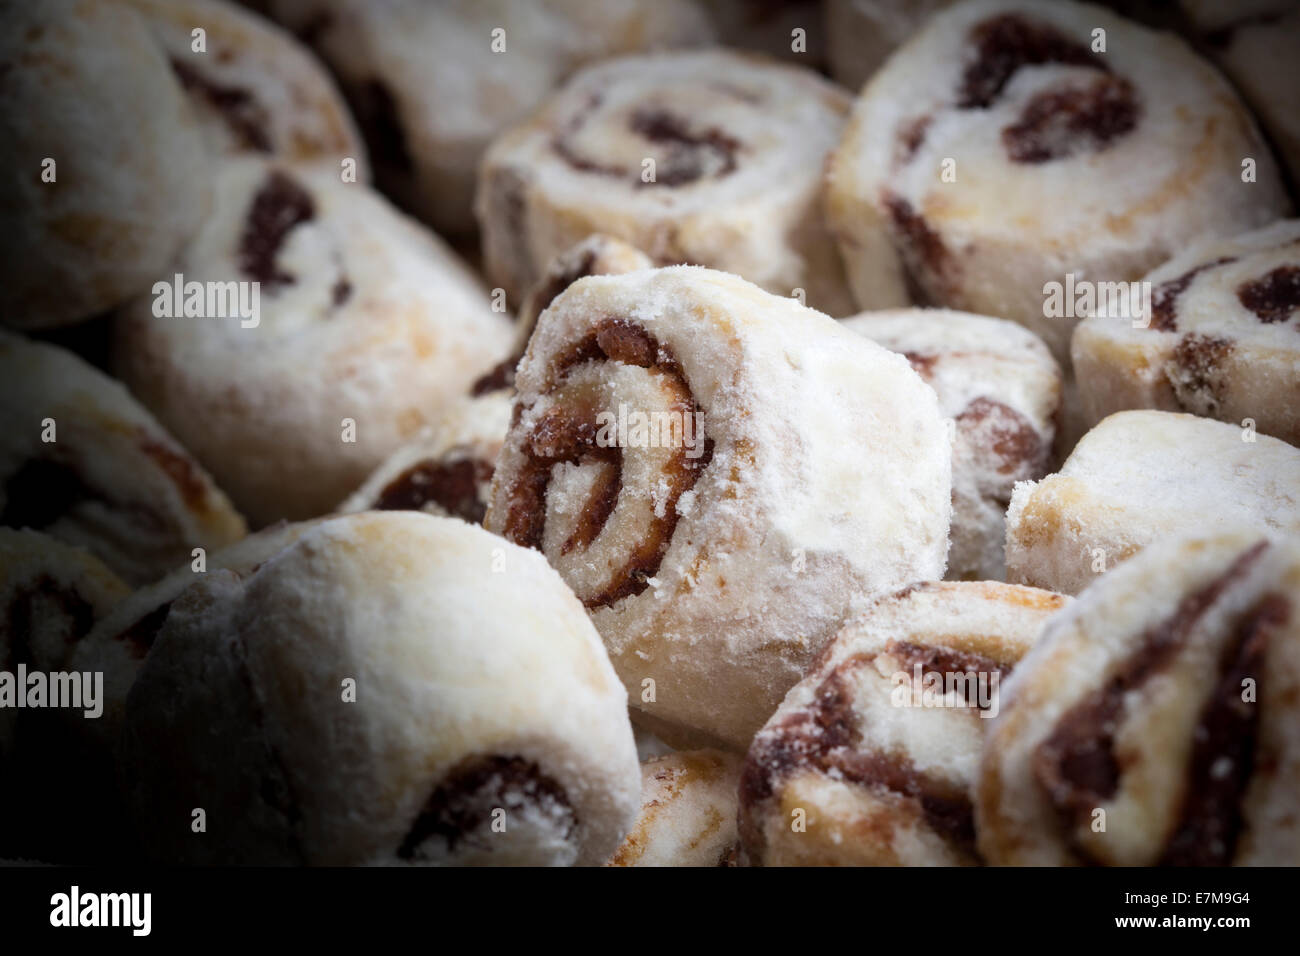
left=397, top=755, right=574, bottom=861
left=1171, top=333, right=1233, bottom=413
left=331, top=278, right=353, bottom=308
left=956, top=397, right=1048, bottom=479
left=1159, top=594, right=1286, bottom=866
left=895, top=116, right=933, bottom=166
left=883, top=195, right=950, bottom=301
left=553, top=99, right=742, bottom=188
left=1033, top=541, right=1270, bottom=863
left=238, top=171, right=315, bottom=290
left=1003, top=75, right=1138, bottom=164
left=170, top=58, right=271, bottom=153
left=959, top=14, right=1107, bottom=109
left=741, top=645, right=1010, bottom=859
left=499, top=319, right=711, bottom=609
left=373, top=458, right=494, bottom=524
left=1237, top=265, right=1300, bottom=324
left=901, top=351, right=938, bottom=379
left=1149, top=257, right=1238, bottom=332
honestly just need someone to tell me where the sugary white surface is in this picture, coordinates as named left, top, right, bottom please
left=487, top=266, right=952, bottom=749
left=118, top=512, right=641, bottom=865
left=114, top=157, right=513, bottom=525
left=1005, top=410, right=1300, bottom=594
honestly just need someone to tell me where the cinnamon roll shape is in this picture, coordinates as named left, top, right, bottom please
left=0, top=0, right=212, bottom=329
left=484, top=267, right=953, bottom=749
left=338, top=393, right=512, bottom=524
left=1072, top=219, right=1300, bottom=445
left=825, top=0, right=1292, bottom=361
left=268, top=0, right=713, bottom=235
left=118, top=512, right=641, bottom=865
left=606, top=749, right=743, bottom=867
left=844, top=309, right=1061, bottom=580
left=978, top=530, right=1300, bottom=865
left=740, top=581, right=1068, bottom=866
left=476, top=50, right=855, bottom=315
left=0, top=530, right=132, bottom=862
left=113, top=157, right=513, bottom=526
left=126, top=0, right=367, bottom=172
left=1005, top=411, right=1300, bottom=596
left=0, top=332, right=246, bottom=586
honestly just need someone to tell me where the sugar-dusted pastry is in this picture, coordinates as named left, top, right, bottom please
left=1072, top=219, right=1300, bottom=446
left=113, top=157, right=513, bottom=526
left=0, top=0, right=211, bottom=329
left=118, top=512, right=641, bottom=865
left=979, top=530, right=1300, bottom=865
left=825, top=0, right=1291, bottom=360
left=739, top=581, right=1068, bottom=866
left=607, top=749, right=743, bottom=866
left=269, top=0, right=713, bottom=235
left=0, top=529, right=132, bottom=863
left=0, top=333, right=246, bottom=586
left=845, top=309, right=1061, bottom=580
left=1181, top=0, right=1300, bottom=185
left=126, top=0, right=366, bottom=172
left=338, top=392, right=512, bottom=524
left=472, top=234, right=653, bottom=396
left=477, top=50, right=855, bottom=315
left=1005, top=410, right=1300, bottom=595
left=484, top=267, right=952, bottom=749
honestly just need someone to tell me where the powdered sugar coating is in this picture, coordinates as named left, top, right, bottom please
left=477, top=50, right=855, bottom=315
left=113, top=157, right=513, bottom=525
left=119, top=512, right=641, bottom=865
left=486, top=266, right=952, bottom=749
left=127, top=0, right=366, bottom=172
left=845, top=308, right=1061, bottom=579
left=1073, top=219, right=1300, bottom=444
left=741, top=580, right=1068, bottom=865
left=1005, top=410, right=1300, bottom=595
left=979, top=530, right=1300, bottom=865
left=0, top=0, right=212, bottom=328
left=0, top=333, right=246, bottom=585
left=825, top=0, right=1291, bottom=361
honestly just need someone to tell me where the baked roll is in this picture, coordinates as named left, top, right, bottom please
left=118, top=512, right=641, bottom=865
left=0, top=530, right=132, bottom=862
left=825, top=0, right=1292, bottom=361
left=978, top=530, right=1300, bottom=865
left=113, top=157, right=513, bottom=526
left=484, top=267, right=952, bottom=749
left=269, top=0, right=713, bottom=236
left=126, top=0, right=366, bottom=172
left=739, top=581, right=1068, bottom=866
left=338, top=392, right=512, bottom=524
left=472, top=234, right=653, bottom=396
left=1072, top=219, right=1300, bottom=446
left=1005, top=410, right=1300, bottom=595
left=477, top=50, right=855, bottom=315
left=0, top=332, right=246, bottom=586
left=0, top=0, right=211, bottom=329
left=606, top=749, right=743, bottom=866
left=844, top=309, right=1061, bottom=580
